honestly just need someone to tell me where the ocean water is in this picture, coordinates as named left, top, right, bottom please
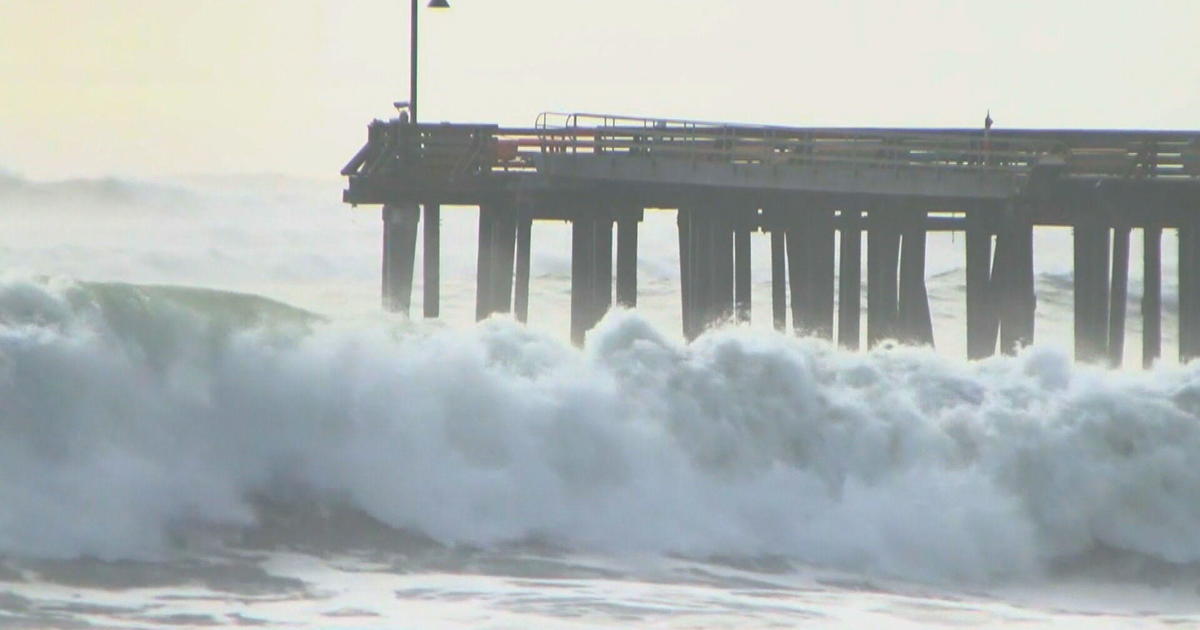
left=1, top=172, right=1199, bottom=628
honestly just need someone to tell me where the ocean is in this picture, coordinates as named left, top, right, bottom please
left=1, top=172, right=1199, bottom=628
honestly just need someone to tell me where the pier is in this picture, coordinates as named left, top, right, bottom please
left=342, top=112, right=1200, bottom=365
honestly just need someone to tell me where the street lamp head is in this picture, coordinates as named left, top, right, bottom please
left=428, top=0, right=450, bottom=8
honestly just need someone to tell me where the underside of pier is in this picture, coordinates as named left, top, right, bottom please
left=345, top=113, right=1200, bottom=364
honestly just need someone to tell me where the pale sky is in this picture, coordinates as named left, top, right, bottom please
left=2, top=0, right=1198, bottom=180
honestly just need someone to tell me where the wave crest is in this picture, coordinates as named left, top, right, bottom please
left=2, top=276, right=1200, bottom=583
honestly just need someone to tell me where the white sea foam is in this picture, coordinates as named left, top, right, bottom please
left=2, top=276, right=1200, bottom=585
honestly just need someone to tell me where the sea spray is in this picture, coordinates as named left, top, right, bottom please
left=2, top=276, right=1200, bottom=584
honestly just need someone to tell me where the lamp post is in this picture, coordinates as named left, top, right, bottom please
left=411, top=0, right=450, bottom=125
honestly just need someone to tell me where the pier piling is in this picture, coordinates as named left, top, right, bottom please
left=771, top=220, right=788, bottom=332
left=837, top=211, right=862, bottom=349
left=1180, top=219, right=1200, bottom=362
left=1143, top=225, right=1162, bottom=367
left=493, top=204, right=518, bottom=316
left=344, top=112, right=1200, bottom=366
left=571, top=215, right=597, bottom=345
left=383, top=203, right=420, bottom=315
left=616, top=210, right=639, bottom=308
left=1108, top=224, right=1130, bottom=366
left=734, top=217, right=751, bottom=323
left=514, top=211, right=532, bottom=323
left=712, top=208, right=735, bottom=323
left=867, top=210, right=901, bottom=347
left=1073, top=215, right=1110, bottom=362
left=898, top=208, right=934, bottom=347
left=787, top=207, right=835, bottom=339
left=965, top=209, right=996, bottom=358
left=678, top=210, right=695, bottom=339
left=811, top=208, right=837, bottom=340
left=423, top=204, right=440, bottom=318
left=594, top=214, right=614, bottom=323
left=996, top=207, right=1035, bottom=354
left=475, top=205, right=496, bottom=321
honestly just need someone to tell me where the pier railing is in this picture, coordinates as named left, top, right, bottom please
left=342, top=113, right=1200, bottom=184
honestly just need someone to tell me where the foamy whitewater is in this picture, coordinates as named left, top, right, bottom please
left=2, top=173, right=1199, bottom=627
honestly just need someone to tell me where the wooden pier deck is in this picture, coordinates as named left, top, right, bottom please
left=342, top=111, right=1200, bottom=365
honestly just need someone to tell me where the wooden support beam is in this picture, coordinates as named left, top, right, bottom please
left=616, top=211, right=639, bottom=308
left=492, top=204, right=518, bottom=315
left=571, top=216, right=596, bottom=346
left=898, top=209, right=934, bottom=346
left=1071, top=223, right=1088, bottom=361
left=514, top=212, right=532, bottom=323
left=712, top=209, right=735, bottom=323
left=786, top=206, right=834, bottom=338
left=678, top=210, right=695, bottom=339
left=734, top=219, right=751, bottom=323
left=867, top=210, right=900, bottom=347
left=965, top=209, right=996, bottom=359
left=997, top=208, right=1034, bottom=354
left=1107, top=225, right=1130, bottom=367
left=382, top=203, right=420, bottom=315
left=1073, top=217, right=1110, bottom=362
left=381, top=207, right=393, bottom=310
left=475, top=205, right=496, bottom=321
left=691, top=206, right=715, bottom=333
left=786, top=209, right=809, bottom=335
left=771, top=225, right=787, bottom=332
left=422, top=204, right=440, bottom=318
left=838, top=211, right=861, bottom=349
left=1180, top=220, right=1200, bottom=363
left=1015, top=218, right=1036, bottom=349
left=687, top=207, right=706, bottom=335
left=992, top=224, right=1015, bottom=353
left=593, top=215, right=614, bottom=328
left=1143, top=225, right=1162, bottom=368
left=810, top=209, right=837, bottom=340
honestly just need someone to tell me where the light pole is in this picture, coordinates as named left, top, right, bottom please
left=411, top=0, right=450, bottom=125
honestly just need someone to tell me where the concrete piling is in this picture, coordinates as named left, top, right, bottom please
left=571, top=215, right=597, bottom=345
left=711, top=208, right=735, bottom=323
left=423, top=203, right=440, bottom=318
left=897, top=209, right=934, bottom=347
left=1142, top=225, right=1162, bottom=367
left=771, top=223, right=787, bottom=332
left=734, top=218, right=751, bottom=323
left=1073, top=216, right=1110, bottom=362
left=1107, top=224, right=1130, bottom=366
left=867, top=210, right=901, bottom=347
left=492, top=205, right=517, bottom=316
left=514, top=211, right=532, bottom=323
left=996, top=207, right=1034, bottom=354
left=594, top=214, right=613, bottom=323
left=616, top=210, right=639, bottom=308
left=837, top=210, right=862, bottom=350
left=1180, top=219, right=1200, bottom=362
left=786, top=207, right=835, bottom=339
left=475, top=205, right=496, bottom=321
left=475, top=202, right=517, bottom=321
left=965, top=208, right=996, bottom=358
left=678, top=209, right=695, bottom=339
left=351, top=115, right=1199, bottom=368
left=382, top=203, right=420, bottom=315
left=376, top=190, right=1192, bottom=368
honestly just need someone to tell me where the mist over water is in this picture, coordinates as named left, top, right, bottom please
left=3, top=173, right=1200, bottom=626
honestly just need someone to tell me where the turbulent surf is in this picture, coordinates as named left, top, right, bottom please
left=4, top=276, right=1200, bottom=587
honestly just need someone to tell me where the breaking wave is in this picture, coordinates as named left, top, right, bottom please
left=3, top=275, right=1200, bottom=584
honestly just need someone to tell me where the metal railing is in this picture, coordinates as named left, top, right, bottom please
left=343, top=113, right=1200, bottom=182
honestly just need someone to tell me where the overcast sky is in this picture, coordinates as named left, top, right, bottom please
left=2, top=0, right=1198, bottom=180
